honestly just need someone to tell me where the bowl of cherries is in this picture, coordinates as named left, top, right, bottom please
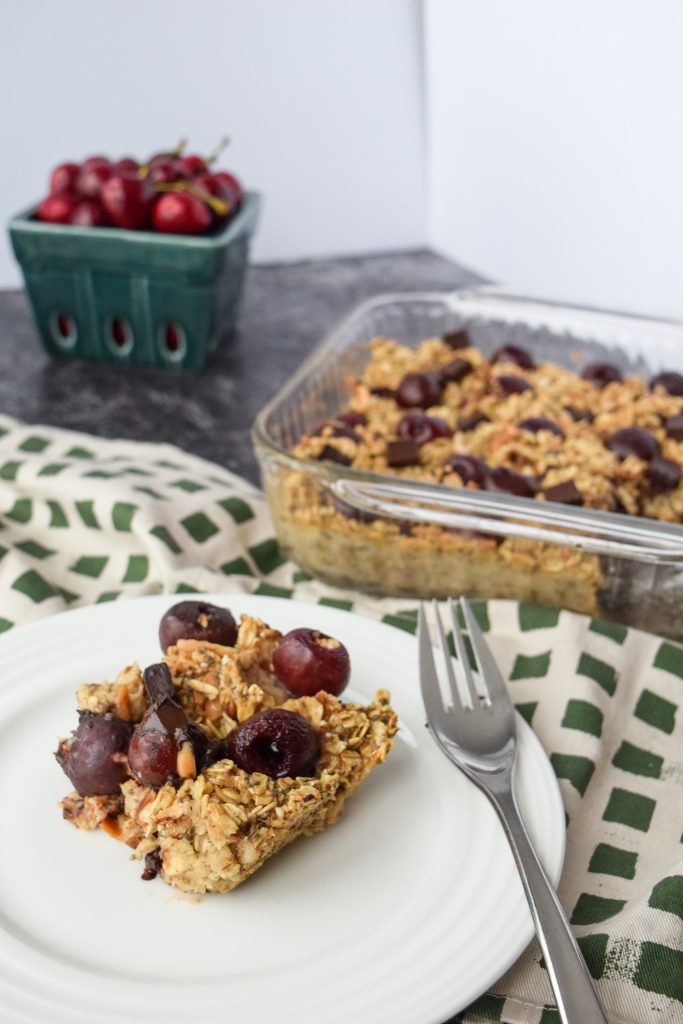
left=8, top=141, right=260, bottom=370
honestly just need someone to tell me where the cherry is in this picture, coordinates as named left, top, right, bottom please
left=519, top=417, right=564, bottom=438
left=650, top=371, right=683, bottom=397
left=457, top=412, right=489, bottom=432
left=50, top=162, right=80, bottom=194
left=396, top=372, right=443, bottom=409
left=443, top=329, right=470, bottom=349
left=581, top=363, right=622, bottom=387
left=194, top=172, right=234, bottom=222
left=398, top=413, right=452, bottom=445
left=148, top=159, right=187, bottom=185
left=75, top=161, right=113, bottom=199
left=444, top=454, right=488, bottom=485
left=215, top=171, right=243, bottom=206
left=226, top=708, right=319, bottom=779
left=647, top=456, right=681, bottom=492
left=68, top=199, right=110, bottom=227
left=176, top=154, right=208, bottom=177
left=333, top=411, right=367, bottom=432
left=440, top=358, right=473, bottom=384
left=607, top=427, right=660, bottom=462
left=664, top=414, right=683, bottom=441
left=80, top=155, right=110, bottom=171
left=112, top=157, right=139, bottom=175
left=273, top=627, right=350, bottom=697
left=37, top=193, right=78, bottom=224
left=159, top=600, right=237, bottom=651
left=490, top=345, right=535, bottom=369
left=485, top=466, right=536, bottom=497
left=55, top=711, right=132, bottom=796
left=127, top=691, right=209, bottom=788
left=152, top=192, right=212, bottom=234
left=496, top=374, right=533, bottom=395
left=101, top=175, right=153, bottom=229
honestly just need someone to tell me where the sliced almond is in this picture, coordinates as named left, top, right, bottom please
left=177, top=741, right=197, bottom=780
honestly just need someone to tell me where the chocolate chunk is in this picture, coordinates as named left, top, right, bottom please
left=443, top=329, right=470, bottom=349
left=441, top=358, right=473, bottom=384
left=664, top=413, right=683, bottom=441
left=457, top=412, right=489, bottom=432
left=386, top=439, right=420, bottom=467
left=370, top=386, right=396, bottom=399
left=565, top=406, right=594, bottom=424
left=647, top=456, right=682, bottom=493
left=316, top=445, right=352, bottom=466
left=542, top=480, right=583, bottom=506
left=141, top=848, right=163, bottom=881
left=143, top=663, right=176, bottom=706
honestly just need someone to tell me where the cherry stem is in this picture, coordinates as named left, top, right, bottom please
left=206, top=135, right=230, bottom=165
left=154, top=180, right=230, bottom=215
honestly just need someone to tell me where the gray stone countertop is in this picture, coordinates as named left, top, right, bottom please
left=0, top=250, right=480, bottom=486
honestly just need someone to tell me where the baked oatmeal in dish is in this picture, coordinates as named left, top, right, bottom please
left=268, top=330, right=683, bottom=618
left=56, top=601, right=397, bottom=894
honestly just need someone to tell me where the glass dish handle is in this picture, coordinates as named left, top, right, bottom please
left=330, top=477, right=683, bottom=565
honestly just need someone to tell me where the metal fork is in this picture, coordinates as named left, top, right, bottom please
left=419, top=598, right=607, bottom=1024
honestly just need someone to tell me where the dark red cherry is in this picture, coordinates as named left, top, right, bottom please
left=440, top=358, right=473, bottom=384
left=396, top=372, right=443, bottom=409
left=273, top=627, right=350, bottom=697
left=112, top=157, right=139, bottom=175
left=159, top=600, right=237, bottom=651
left=398, top=413, right=452, bottom=446
left=457, top=412, right=489, bottom=432
left=214, top=171, right=243, bottom=207
left=650, top=371, right=683, bottom=397
left=127, top=695, right=209, bottom=787
left=152, top=192, right=211, bottom=234
left=147, top=159, right=187, bottom=185
left=55, top=711, right=132, bottom=796
left=75, top=161, right=113, bottom=199
left=101, top=175, right=153, bottom=229
left=647, top=456, right=681, bottom=492
left=566, top=406, right=594, bottom=423
left=68, top=199, right=110, bottom=227
left=519, top=417, right=564, bottom=439
left=194, top=172, right=234, bottom=223
left=490, top=345, right=535, bottom=369
left=37, top=193, right=78, bottom=224
left=664, top=414, right=683, bottom=441
left=336, top=411, right=367, bottom=429
left=581, top=363, right=622, bottom=387
left=607, top=427, right=660, bottom=462
left=50, top=162, right=80, bottom=194
left=226, top=708, right=319, bottom=779
left=443, top=329, right=470, bottom=349
left=444, top=454, right=488, bottom=485
left=176, top=154, right=208, bottom=177
left=497, top=374, right=533, bottom=395
left=485, top=466, right=536, bottom=497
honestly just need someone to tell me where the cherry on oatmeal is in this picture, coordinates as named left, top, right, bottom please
left=55, top=711, right=132, bottom=796
left=226, top=707, right=320, bottom=779
left=273, top=627, right=350, bottom=697
left=159, top=600, right=237, bottom=651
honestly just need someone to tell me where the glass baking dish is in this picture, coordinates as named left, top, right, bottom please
left=252, top=289, right=683, bottom=639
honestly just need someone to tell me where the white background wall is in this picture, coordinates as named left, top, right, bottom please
left=3, top=1, right=683, bottom=320
left=425, top=0, right=683, bottom=317
left=0, top=0, right=426, bottom=288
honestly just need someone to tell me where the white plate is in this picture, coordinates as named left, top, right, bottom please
left=0, top=594, right=565, bottom=1024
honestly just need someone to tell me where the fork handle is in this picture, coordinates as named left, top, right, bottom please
left=489, top=783, right=608, bottom=1024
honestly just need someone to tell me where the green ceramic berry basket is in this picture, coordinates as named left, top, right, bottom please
left=8, top=192, right=260, bottom=371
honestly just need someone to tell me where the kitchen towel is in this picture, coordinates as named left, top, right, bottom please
left=0, top=412, right=681, bottom=1024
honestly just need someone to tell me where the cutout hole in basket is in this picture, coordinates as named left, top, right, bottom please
left=106, top=317, right=134, bottom=356
left=49, top=312, right=78, bottom=349
left=159, top=322, right=187, bottom=362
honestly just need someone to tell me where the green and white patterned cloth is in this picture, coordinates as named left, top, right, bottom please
left=0, top=412, right=681, bottom=1024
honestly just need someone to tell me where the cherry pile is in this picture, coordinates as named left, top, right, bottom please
left=56, top=602, right=353, bottom=801
left=36, top=140, right=243, bottom=235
